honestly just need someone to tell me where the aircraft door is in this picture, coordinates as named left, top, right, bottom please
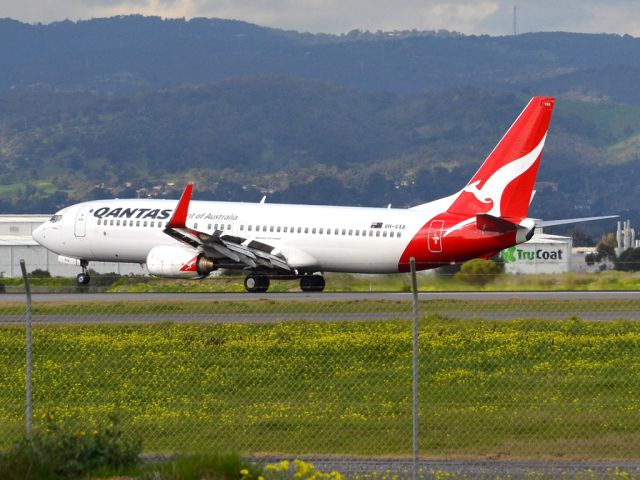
left=74, top=206, right=91, bottom=237
left=427, top=220, right=444, bottom=253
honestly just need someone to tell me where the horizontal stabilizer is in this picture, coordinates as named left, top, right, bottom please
left=536, top=215, right=618, bottom=228
left=476, top=214, right=518, bottom=233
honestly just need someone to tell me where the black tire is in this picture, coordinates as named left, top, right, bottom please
left=257, top=275, right=270, bottom=292
left=76, top=273, right=90, bottom=286
left=244, top=275, right=270, bottom=293
left=300, top=274, right=325, bottom=292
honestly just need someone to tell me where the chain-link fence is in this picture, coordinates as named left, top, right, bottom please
left=2, top=264, right=640, bottom=477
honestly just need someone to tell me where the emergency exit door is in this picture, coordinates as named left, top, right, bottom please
left=427, top=220, right=444, bottom=253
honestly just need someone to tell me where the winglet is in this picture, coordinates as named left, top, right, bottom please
left=167, top=183, right=193, bottom=228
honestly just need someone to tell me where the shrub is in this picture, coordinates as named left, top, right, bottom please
left=28, top=268, right=51, bottom=278
left=0, top=414, right=142, bottom=479
left=434, top=262, right=462, bottom=279
left=75, top=270, right=121, bottom=292
left=143, top=452, right=261, bottom=480
left=454, top=258, right=502, bottom=286
left=262, top=460, right=344, bottom=480
left=615, top=247, right=640, bottom=271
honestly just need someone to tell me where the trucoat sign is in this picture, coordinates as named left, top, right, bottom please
left=500, top=234, right=572, bottom=274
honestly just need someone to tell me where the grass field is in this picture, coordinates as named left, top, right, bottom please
left=1, top=316, right=640, bottom=460
left=0, top=180, right=72, bottom=199
left=0, top=298, right=639, bottom=317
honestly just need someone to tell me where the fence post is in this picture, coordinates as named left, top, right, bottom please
left=409, top=257, right=419, bottom=480
left=20, top=259, right=33, bottom=437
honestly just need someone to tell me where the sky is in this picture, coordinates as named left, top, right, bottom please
left=3, top=0, right=640, bottom=37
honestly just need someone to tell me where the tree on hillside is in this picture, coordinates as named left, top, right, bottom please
left=586, top=233, right=617, bottom=266
left=568, top=228, right=594, bottom=247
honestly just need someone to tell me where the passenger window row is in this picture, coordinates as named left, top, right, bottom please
left=97, top=218, right=164, bottom=228
left=222, top=223, right=401, bottom=238
left=97, top=217, right=401, bottom=239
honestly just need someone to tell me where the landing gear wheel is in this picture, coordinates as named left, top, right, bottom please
left=300, top=274, right=325, bottom=292
left=76, top=259, right=90, bottom=286
left=244, top=274, right=270, bottom=293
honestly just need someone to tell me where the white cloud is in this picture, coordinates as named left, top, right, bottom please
left=4, top=0, right=640, bottom=36
left=197, top=0, right=501, bottom=34
left=477, top=0, right=640, bottom=36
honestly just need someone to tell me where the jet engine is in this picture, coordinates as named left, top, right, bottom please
left=146, top=245, right=216, bottom=279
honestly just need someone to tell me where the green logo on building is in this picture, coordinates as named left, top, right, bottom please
left=501, top=246, right=517, bottom=263
left=500, top=246, right=564, bottom=263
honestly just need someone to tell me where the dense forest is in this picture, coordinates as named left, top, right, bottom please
left=1, top=16, right=640, bottom=235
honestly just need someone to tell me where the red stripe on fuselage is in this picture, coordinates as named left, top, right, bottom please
left=398, top=213, right=517, bottom=272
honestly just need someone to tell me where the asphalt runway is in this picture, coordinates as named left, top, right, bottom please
left=0, top=290, right=639, bottom=303
left=253, top=456, right=640, bottom=480
left=1, top=291, right=640, bottom=324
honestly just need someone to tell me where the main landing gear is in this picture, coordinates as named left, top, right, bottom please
left=76, top=260, right=90, bottom=286
left=244, top=274, right=270, bottom=293
left=243, top=273, right=326, bottom=293
left=300, top=274, right=325, bottom=292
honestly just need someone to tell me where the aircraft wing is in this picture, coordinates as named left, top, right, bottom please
left=163, top=184, right=291, bottom=272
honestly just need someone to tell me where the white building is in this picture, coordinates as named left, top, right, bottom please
left=570, top=246, right=606, bottom=273
left=0, top=215, right=147, bottom=278
left=500, top=232, right=572, bottom=274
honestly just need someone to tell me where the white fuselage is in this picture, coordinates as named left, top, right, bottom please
left=33, top=198, right=445, bottom=274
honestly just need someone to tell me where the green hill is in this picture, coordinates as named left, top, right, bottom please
left=0, top=78, right=639, bottom=237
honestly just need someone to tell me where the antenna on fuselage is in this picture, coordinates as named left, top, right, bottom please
left=259, top=196, right=267, bottom=204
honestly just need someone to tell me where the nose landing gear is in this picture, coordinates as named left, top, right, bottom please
left=76, top=260, right=91, bottom=286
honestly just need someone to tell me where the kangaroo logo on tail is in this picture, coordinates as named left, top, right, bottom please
left=448, top=97, right=554, bottom=220
left=399, top=97, right=555, bottom=272
left=459, top=134, right=547, bottom=218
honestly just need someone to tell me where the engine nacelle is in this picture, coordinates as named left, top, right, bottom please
left=146, top=245, right=216, bottom=279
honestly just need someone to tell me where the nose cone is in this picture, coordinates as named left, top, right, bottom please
left=32, top=224, right=46, bottom=246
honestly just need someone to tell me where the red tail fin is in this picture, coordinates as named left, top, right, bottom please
left=447, top=97, right=555, bottom=219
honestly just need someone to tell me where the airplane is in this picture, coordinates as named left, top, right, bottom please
left=31, top=96, right=615, bottom=292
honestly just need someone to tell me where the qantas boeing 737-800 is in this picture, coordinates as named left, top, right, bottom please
left=31, top=97, right=613, bottom=292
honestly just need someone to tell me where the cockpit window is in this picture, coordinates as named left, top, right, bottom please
left=50, top=215, right=63, bottom=223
